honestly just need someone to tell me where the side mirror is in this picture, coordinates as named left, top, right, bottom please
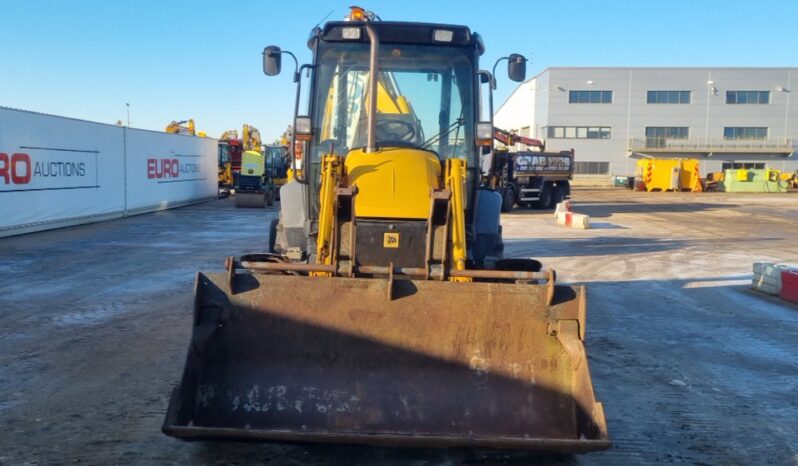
left=263, top=46, right=282, bottom=76
left=507, top=53, right=526, bottom=82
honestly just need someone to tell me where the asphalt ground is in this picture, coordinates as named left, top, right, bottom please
left=1, top=189, right=796, bottom=465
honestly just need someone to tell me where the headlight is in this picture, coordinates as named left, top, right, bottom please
left=433, top=29, right=453, bottom=42
left=295, top=116, right=313, bottom=141
left=342, top=27, right=361, bottom=40
left=476, top=122, right=493, bottom=140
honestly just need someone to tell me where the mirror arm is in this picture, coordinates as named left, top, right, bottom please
left=490, top=56, right=509, bottom=91
left=276, top=50, right=300, bottom=83
left=266, top=48, right=300, bottom=82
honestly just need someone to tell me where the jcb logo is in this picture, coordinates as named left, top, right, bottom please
left=383, top=232, right=400, bottom=248
left=0, top=153, right=32, bottom=185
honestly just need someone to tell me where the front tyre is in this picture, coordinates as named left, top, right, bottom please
left=536, top=183, right=554, bottom=210
left=501, top=187, right=515, bottom=213
left=268, top=218, right=278, bottom=253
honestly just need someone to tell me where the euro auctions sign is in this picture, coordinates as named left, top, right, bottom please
left=0, top=149, right=98, bottom=192
left=146, top=156, right=202, bottom=183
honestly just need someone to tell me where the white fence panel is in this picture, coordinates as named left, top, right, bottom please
left=0, top=107, right=219, bottom=237
left=0, top=108, right=125, bottom=234
left=124, top=128, right=217, bottom=213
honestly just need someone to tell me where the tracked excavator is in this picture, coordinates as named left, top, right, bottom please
left=166, top=119, right=207, bottom=137
left=218, top=129, right=242, bottom=192
left=163, top=6, right=609, bottom=452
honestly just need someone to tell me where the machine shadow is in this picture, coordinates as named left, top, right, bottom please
left=502, top=199, right=740, bottom=219
left=570, top=200, right=740, bottom=219
left=504, top=235, right=781, bottom=258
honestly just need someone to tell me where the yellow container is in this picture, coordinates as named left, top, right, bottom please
left=636, top=158, right=702, bottom=192
left=679, top=159, right=702, bottom=192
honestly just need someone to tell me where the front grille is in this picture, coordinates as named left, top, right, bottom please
left=354, top=219, right=427, bottom=269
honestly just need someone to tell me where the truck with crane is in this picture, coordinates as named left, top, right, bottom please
left=492, top=127, right=574, bottom=211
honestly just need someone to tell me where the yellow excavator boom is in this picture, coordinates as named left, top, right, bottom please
left=165, top=119, right=205, bottom=136
left=242, top=124, right=262, bottom=152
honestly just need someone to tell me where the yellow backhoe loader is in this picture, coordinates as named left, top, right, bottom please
left=234, top=125, right=270, bottom=207
left=235, top=149, right=277, bottom=208
left=163, top=7, right=609, bottom=453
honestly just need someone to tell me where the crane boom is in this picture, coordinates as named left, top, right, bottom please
left=493, top=126, right=544, bottom=150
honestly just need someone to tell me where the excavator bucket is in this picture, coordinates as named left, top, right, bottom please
left=234, top=192, right=265, bottom=208
left=163, top=271, right=610, bottom=452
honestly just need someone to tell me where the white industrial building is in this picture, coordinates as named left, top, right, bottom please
left=494, top=67, right=797, bottom=180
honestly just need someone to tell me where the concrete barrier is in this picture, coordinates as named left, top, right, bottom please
left=554, top=200, right=572, bottom=218
left=752, top=262, right=798, bottom=296
left=556, top=211, right=590, bottom=229
left=555, top=200, right=590, bottom=229
left=781, top=270, right=798, bottom=304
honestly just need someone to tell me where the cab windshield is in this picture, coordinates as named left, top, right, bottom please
left=310, top=42, right=476, bottom=163
left=218, top=144, right=230, bottom=167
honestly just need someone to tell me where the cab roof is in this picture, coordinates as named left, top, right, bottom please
left=311, top=21, right=484, bottom=55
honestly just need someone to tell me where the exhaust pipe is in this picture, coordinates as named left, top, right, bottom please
left=365, top=24, right=379, bottom=153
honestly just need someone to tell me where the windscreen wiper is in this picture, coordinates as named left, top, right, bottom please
left=420, top=118, right=464, bottom=150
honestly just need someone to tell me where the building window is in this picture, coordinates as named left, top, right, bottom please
left=569, top=90, right=613, bottom=103
left=574, top=161, right=610, bottom=175
left=726, top=91, right=770, bottom=104
left=645, top=127, right=689, bottom=139
left=647, top=91, right=691, bottom=104
left=722, top=162, right=765, bottom=170
left=547, top=126, right=611, bottom=139
left=644, top=127, right=689, bottom=148
left=723, top=127, right=768, bottom=140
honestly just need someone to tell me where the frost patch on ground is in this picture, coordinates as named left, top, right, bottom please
left=0, top=257, right=36, bottom=274
left=0, top=263, right=15, bottom=273
left=101, top=269, right=195, bottom=295
left=0, top=398, right=23, bottom=412
left=2, top=280, right=76, bottom=298
left=53, top=302, right=127, bottom=327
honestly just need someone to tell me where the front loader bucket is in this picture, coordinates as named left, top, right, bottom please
left=234, top=192, right=265, bottom=208
left=163, top=272, right=610, bottom=452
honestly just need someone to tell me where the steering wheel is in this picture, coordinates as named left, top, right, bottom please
left=375, top=118, right=416, bottom=142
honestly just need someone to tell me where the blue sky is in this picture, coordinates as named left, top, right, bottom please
left=2, top=0, right=796, bottom=141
